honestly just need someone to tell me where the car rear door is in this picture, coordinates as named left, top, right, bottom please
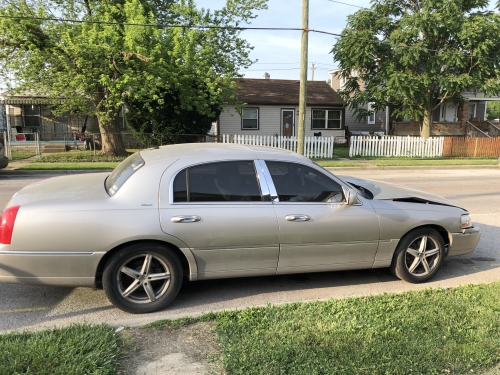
left=263, top=161, right=380, bottom=274
left=159, top=160, right=280, bottom=280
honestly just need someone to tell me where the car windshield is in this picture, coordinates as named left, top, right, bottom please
left=105, top=152, right=145, bottom=196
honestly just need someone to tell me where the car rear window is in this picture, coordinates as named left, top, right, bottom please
left=105, top=152, right=145, bottom=196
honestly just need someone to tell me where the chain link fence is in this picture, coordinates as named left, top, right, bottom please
left=3, top=130, right=41, bottom=160
left=1, top=130, right=221, bottom=160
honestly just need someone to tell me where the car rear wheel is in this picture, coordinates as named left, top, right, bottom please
left=390, top=227, right=445, bottom=283
left=103, top=243, right=183, bottom=314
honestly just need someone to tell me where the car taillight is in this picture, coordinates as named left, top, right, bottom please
left=0, top=205, right=20, bottom=244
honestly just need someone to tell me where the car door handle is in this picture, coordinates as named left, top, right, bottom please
left=285, top=215, right=311, bottom=222
left=171, top=215, right=201, bottom=223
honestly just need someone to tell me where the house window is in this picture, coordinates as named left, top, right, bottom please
left=242, top=108, right=259, bottom=130
left=367, top=102, right=375, bottom=124
left=311, top=109, right=342, bottom=129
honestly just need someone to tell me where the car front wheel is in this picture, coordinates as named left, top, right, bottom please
left=103, top=243, right=183, bottom=314
left=390, top=228, right=445, bottom=283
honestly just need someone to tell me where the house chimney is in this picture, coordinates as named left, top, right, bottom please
left=263, top=72, right=270, bottom=79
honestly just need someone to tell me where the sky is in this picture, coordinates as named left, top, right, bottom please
left=200, top=0, right=499, bottom=82
left=1, top=0, right=498, bottom=90
left=202, top=0, right=363, bottom=82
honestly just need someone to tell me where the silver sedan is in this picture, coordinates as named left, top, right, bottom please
left=0, top=144, right=480, bottom=313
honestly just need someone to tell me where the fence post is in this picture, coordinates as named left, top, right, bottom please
left=7, top=130, right=11, bottom=160
left=36, top=132, right=41, bottom=158
left=93, top=134, right=96, bottom=157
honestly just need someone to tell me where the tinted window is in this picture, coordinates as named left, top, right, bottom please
left=173, top=161, right=262, bottom=202
left=266, top=162, right=344, bottom=202
left=105, top=153, right=145, bottom=196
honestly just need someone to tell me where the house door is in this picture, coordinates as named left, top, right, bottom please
left=441, top=103, right=457, bottom=122
left=281, top=109, right=294, bottom=137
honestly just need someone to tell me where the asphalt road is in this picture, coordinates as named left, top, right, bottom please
left=0, top=167, right=499, bottom=332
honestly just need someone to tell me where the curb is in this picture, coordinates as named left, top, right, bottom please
left=0, top=169, right=113, bottom=176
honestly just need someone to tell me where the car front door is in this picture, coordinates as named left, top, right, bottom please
left=159, top=160, right=280, bottom=280
left=263, top=161, right=380, bottom=274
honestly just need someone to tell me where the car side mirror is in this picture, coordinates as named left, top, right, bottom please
left=343, top=188, right=358, bottom=205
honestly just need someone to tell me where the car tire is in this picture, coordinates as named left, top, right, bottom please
left=390, top=227, right=445, bottom=283
left=103, top=243, right=183, bottom=314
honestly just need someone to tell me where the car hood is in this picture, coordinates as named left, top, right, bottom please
left=6, top=172, right=110, bottom=207
left=338, top=175, right=463, bottom=209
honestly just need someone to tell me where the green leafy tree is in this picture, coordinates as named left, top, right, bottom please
left=124, top=0, right=267, bottom=146
left=0, top=0, right=266, bottom=155
left=125, top=83, right=221, bottom=147
left=331, top=0, right=500, bottom=138
left=486, top=101, right=500, bottom=120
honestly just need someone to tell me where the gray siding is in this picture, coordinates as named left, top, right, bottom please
left=219, top=105, right=345, bottom=138
left=345, top=104, right=388, bottom=134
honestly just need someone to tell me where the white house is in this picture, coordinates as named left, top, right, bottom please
left=217, top=78, right=345, bottom=139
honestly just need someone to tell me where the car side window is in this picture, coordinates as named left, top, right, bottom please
left=266, top=161, right=344, bottom=203
left=173, top=161, right=262, bottom=202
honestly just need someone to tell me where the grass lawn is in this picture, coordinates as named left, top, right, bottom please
left=0, top=324, right=120, bottom=375
left=11, top=150, right=37, bottom=161
left=19, top=163, right=118, bottom=170
left=38, top=150, right=138, bottom=163
left=152, top=283, right=500, bottom=375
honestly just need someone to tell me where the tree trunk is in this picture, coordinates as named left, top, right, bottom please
left=96, top=114, right=128, bottom=157
left=421, top=91, right=433, bottom=139
left=421, top=109, right=431, bottom=139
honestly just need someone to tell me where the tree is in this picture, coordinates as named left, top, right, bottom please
left=486, top=101, right=500, bottom=120
left=125, top=82, right=221, bottom=147
left=331, top=0, right=500, bottom=138
left=0, top=0, right=266, bottom=155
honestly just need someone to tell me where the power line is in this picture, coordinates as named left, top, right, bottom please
left=324, top=0, right=369, bottom=9
left=243, top=68, right=301, bottom=71
left=0, top=15, right=303, bottom=31
left=252, top=62, right=301, bottom=65
left=0, top=14, right=498, bottom=63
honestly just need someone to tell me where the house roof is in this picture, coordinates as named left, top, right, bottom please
left=235, top=79, right=343, bottom=106
left=0, top=90, right=66, bottom=104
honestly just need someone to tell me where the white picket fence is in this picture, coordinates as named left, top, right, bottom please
left=349, top=136, right=444, bottom=157
left=222, top=134, right=335, bottom=158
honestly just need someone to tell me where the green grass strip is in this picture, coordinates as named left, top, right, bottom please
left=37, top=150, right=138, bottom=163
left=11, top=151, right=37, bottom=161
left=0, top=324, right=121, bottom=375
left=317, top=158, right=498, bottom=167
left=19, top=163, right=118, bottom=170
left=150, top=283, right=500, bottom=375
left=213, top=284, right=500, bottom=375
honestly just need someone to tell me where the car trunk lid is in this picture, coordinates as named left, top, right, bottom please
left=5, top=173, right=110, bottom=208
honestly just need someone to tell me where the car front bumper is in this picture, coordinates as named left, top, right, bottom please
left=448, top=227, right=481, bottom=257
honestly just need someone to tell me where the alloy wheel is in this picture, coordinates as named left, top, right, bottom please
left=404, top=235, right=441, bottom=277
left=116, top=254, right=171, bottom=304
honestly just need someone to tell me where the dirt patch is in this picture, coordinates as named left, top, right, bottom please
left=117, top=322, right=224, bottom=375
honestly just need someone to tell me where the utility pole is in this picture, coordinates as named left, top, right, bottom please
left=311, top=62, right=315, bottom=81
left=297, top=0, right=309, bottom=155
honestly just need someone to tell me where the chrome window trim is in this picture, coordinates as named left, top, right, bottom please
left=168, top=159, right=271, bottom=205
left=255, top=159, right=278, bottom=202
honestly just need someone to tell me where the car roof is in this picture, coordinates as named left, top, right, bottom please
left=139, top=143, right=311, bottom=165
